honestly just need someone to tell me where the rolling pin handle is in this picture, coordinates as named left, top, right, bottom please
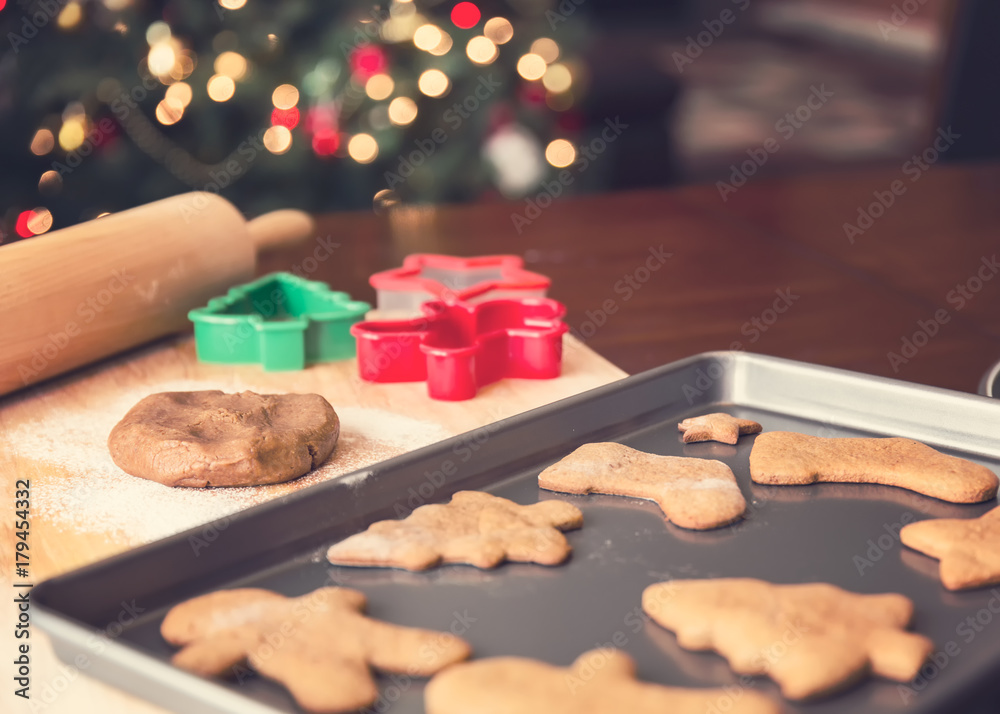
left=247, top=210, right=316, bottom=253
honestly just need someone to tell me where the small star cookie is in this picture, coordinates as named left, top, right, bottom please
left=678, top=413, right=762, bottom=444
left=900, top=505, right=1000, bottom=590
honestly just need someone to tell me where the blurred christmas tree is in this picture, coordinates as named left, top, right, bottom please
left=0, top=0, right=589, bottom=242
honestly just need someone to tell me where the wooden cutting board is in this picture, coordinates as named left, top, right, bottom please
left=0, top=334, right=625, bottom=714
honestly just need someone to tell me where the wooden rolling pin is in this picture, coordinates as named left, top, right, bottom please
left=0, top=192, right=315, bottom=397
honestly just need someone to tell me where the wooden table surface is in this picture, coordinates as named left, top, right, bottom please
left=5, top=161, right=1000, bottom=713
left=261, top=161, right=1000, bottom=394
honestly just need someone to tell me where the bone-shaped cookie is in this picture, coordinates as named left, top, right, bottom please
left=161, top=587, right=471, bottom=712
left=643, top=578, right=933, bottom=700
left=326, top=490, right=584, bottom=570
left=424, top=648, right=781, bottom=714
left=901, top=505, right=1000, bottom=590
left=749, top=432, right=998, bottom=504
left=538, top=442, right=747, bottom=529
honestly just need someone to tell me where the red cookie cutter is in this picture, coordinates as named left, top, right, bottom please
left=368, top=254, right=551, bottom=313
left=351, top=298, right=569, bottom=401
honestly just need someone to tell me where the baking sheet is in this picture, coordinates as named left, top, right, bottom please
left=34, top=351, right=1000, bottom=714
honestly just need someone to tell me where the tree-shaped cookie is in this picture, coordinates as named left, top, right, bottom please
left=538, top=442, right=747, bottom=529
left=425, top=648, right=780, bottom=714
left=900, top=505, right=1000, bottom=590
left=161, top=586, right=471, bottom=713
left=642, top=578, right=933, bottom=699
left=326, top=490, right=583, bottom=570
left=678, top=413, right=762, bottom=444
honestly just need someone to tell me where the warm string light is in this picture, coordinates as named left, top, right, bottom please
left=56, top=2, right=83, bottom=30
left=272, top=84, right=299, bottom=110
left=484, top=17, right=513, bottom=44
left=542, top=63, right=572, bottom=93
left=388, top=97, right=418, bottom=125
left=365, top=74, right=394, bottom=101
left=347, top=133, right=378, bottom=163
left=466, top=36, right=497, bottom=65
left=516, top=53, right=546, bottom=81
left=545, top=139, right=576, bottom=168
left=214, top=51, right=247, bottom=81
left=207, top=74, right=235, bottom=101
left=30, top=129, right=55, bottom=156
left=530, top=38, right=559, bottom=64
left=418, top=69, right=450, bottom=97
left=263, top=125, right=292, bottom=154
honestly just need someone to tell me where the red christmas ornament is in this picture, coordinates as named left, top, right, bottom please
left=451, top=2, right=481, bottom=29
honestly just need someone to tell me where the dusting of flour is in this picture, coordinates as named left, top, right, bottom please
left=9, top=380, right=450, bottom=545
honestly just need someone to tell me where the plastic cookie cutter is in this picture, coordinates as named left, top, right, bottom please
left=351, top=297, right=569, bottom=401
left=368, top=254, right=551, bottom=314
left=188, top=272, right=370, bottom=371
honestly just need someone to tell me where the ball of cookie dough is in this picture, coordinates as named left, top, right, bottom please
left=107, top=390, right=339, bottom=488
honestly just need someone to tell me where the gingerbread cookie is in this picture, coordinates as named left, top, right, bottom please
left=326, top=490, right=583, bottom=571
left=108, top=390, right=339, bottom=487
left=643, top=578, right=932, bottom=699
left=537, top=442, right=746, bottom=530
left=749, top=432, right=998, bottom=504
left=900, top=505, right=1000, bottom=590
left=162, top=586, right=470, bottom=713
left=678, top=413, right=762, bottom=444
left=425, top=648, right=780, bottom=714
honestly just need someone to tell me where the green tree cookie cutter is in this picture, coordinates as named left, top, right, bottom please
left=188, top=272, right=371, bottom=370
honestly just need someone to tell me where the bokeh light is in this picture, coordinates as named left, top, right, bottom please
left=466, top=36, right=498, bottom=65
left=165, top=81, right=193, bottom=108
left=148, top=42, right=176, bottom=76
left=27, top=208, right=53, bottom=235
left=388, top=97, right=418, bottom=125
left=38, top=170, right=62, bottom=194
left=516, top=53, right=546, bottom=81
left=56, top=2, right=82, bottom=30
left=272, top=84, right=299, bottom=109
left=428, top=31, right=453, bottom=56
left=155, top=98, right=184, bottom=125
left=542, top=63, right=572, bottom=93
left=145, top=21, right=170, bottom=45
left=30, top=129, right=55, bottom=156
left=58, top=120, right=86, bottom=151
left=418, top=69, right=450, bottom=97
left=218, top=0, right=246, bottom=9
left=214, top=51, right=247, bottom=80
left=484, top=17, right=513, bottom=44
left=530, top=38, right=559, bottom=64
left=312, top=131, right=340, bottom=157
left=451, top=2, right=480, bottom=29
left=545, top=139, right=576, bottom=168
left=347, top=133, right=378, bottom=163
left=207, top=74, right=235, bottom=102
left=365, top=74, right=395, bottom=101
left=263, top=125, right=292, bottom=155
left=413, top=24, right=443, bottom=52
left=271, top=107, right=300, bottom=129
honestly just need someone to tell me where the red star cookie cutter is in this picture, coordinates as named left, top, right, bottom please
left=369, top=254, right=550, bottom=313
left=351, top=298, right=568, bottom=400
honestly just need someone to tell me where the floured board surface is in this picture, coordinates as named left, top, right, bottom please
left=0, top=333, right=624, bottom=714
